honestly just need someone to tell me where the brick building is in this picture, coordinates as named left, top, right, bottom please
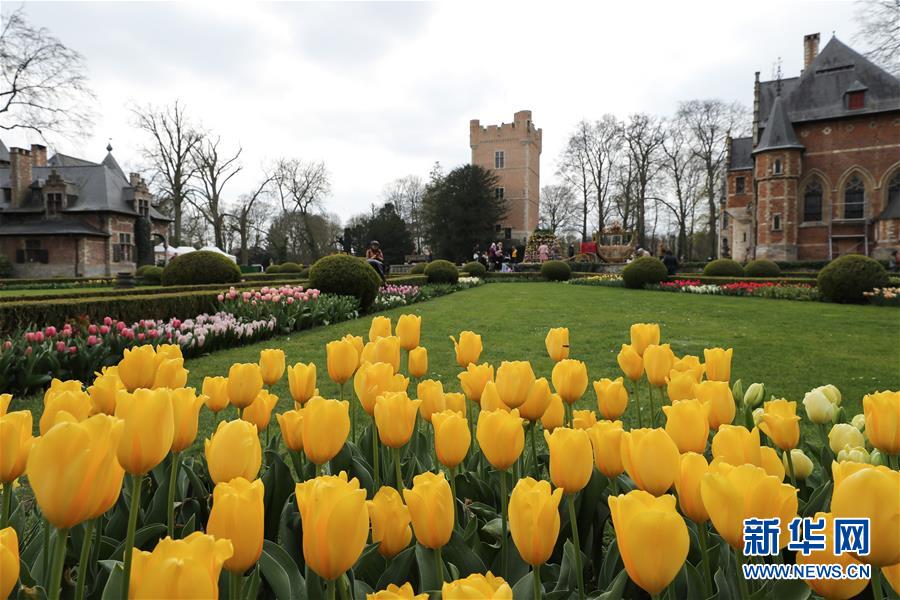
left=722, top=34, right=900, bottom=262
left=469, top=110, right=542, bottom=243
left=0, top=142, right=171, bottom=277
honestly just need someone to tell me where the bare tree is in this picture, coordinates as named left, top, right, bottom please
left=0, top=8, right=95, bottom=140
left=539, top=183, right=579, bottom=236
left=855, top=0, right=900, bottom=75
left=660, top=116, right=704, bottom=258
left=558, top=120, right=594, bottom=240
left=382, top=175, right=425, bottom=253
left=271, top=158, right=331, bottom=259
left=189, top=136, right=242, bottom=250
left=226, top=174, right=274, bottom=265
left=133, top=101, right=203, bottom=246
left=623, top=113, right=666, bottom=248
left=587, top=115, right=623, bottom=235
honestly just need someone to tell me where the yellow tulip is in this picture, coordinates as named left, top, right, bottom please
left=171, top=387, right=205, bottom=453
left=432, top=410, right=470, bottom=469
left=206, top=477, right=264, bottom=574
left=369, top=316, right=392, bottom=341
left=153, top=357, right=188, bottom=389
left=617, top=344, right=644, bottom=382
left=227, top=363, right=263, bottom=409
left=674, top=452, right=709, bottom=523
left=497, top=361, right=536, bottom=408
left=760, top=446, right=786, bottom=481
left=204, top=419, right=262, bottom=484
left=408, top=347, right=428, bottom=379
left=396, top=314, right=421, bottom=350
left=670, top=355, right=704, bottom=383
left=368, top=582, right=427, bottom=600
left=0, top=410, right=32, bottom=483
left=586, top=420, right=624, bottom=478
left=551, top=359, right=588, bottom=404
left=863, top=390, right=900, bottom=455
left=27, top=414, right=125, bottom=528
left=629, top=323, right=660, bottom=356
left=545, top=327, right=569, bottom=362
left=118, top=345, right=157, bottom=391
left=608, top=490, right=688, bottom=595
left=703, top=347, right=733, bottom=382
left=355, top=362, right=393, bottom=416
left=449, top=331, right=482, bottom=368
left=444, top=392, right=467, bottom=417
left=519, top=377, right=551, bottom=422
left=795, top=512, right=869, bottom=600
left=758, top=399, right=800, bottom=451
left=666, top=371, right=697, bottom=403
left=457, top=362, right=494, bottom=403
left=40, top=389, right=91, bottom=434
left=837, top=446, right=870, bottom=464
left=115, top=388, right=174, bottom=475
left=643, top=344, right=674, bottom=387
left=477, top=409, right=525, bottom=471
left=442, top=573, right=512, bottom=599
left=374, top=392, right=420, bottom=449
left=417, top=379, right=446, bottom=423
left=545, top=427, right=593, bottom=494
left=828, top=423, right=865, bottom=455
left=129, top=532, right=233, bottom=599
left=88, top=371, right=123, bottom=415
left=831, top=465, right=900, bottom=566
left=201, top=376, right=230, bottom=414
left=373, top=336, right=401, bottom=374
left=1, top=527, right=18, bottom=600
left=594, top=377, right=628, bottom=420
left=711, top=425, right=763, bottom=468
left=301, top=397, right=350, bottom=465
left=662, top=399, right=709, bottom=454
left=276, top=409, right=304, bottom=453
left=0, top=394, right=9, bottom=416
left=480, top=381, right=508, bottom=412
left=782, top=449, right=813, bottom=480
left=402, top=471, right=454, bottom=549
left=367, top=486, right=413, bottom=559
left=700, top=462, right=798, bottom=551
left=242, top=390, right=279, bottom=432
left=572, top=409, right=597, bottom=430
left=541, top=393, right=565, bottom=432
left=508, top=478, right=563, bottom=566
left=696, top=380, right=735, bottom=430
left=258, top=349, right=286, bottom=386
left=154, top=343, right=183, bottom=364
left=327, top=339, right=359, bottom=385
left=361, top=341, right=377, bottom=365
left=284, top=362, right=315, bottom=407
left=44, top=378, right=83, bottom=403
left=884, top=562, right=900, bottom=597
left=620, top=428, right=679, bottom=496
left=343, top=334, right=365, bottom=366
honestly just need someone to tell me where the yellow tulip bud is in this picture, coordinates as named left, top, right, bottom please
left=115, top=388, right=174, bottom=475
left=594, top=377, right=628, bottom=420
left=508, top=477, right=563, bottom=566
left=207, top=477, right=264, bottom=574
left=758, top=399, right=800, bottom=451
left=369, top=316, right=393, bottom=341
left=403, top=471, right=454, bottom=550
left=541, top=393, right=565, bottom=432
left=617, top=344, right=643, bottom=382
left=795, top=512, right=869, bottom=600
left=782, top=449, right=813, bottom=480
left=432, top=410, right=470, bottom=469
left=700, top=462, right=798, bottom=551
left=408, top=347, right=428, bottom=379
left=831, top=465, right=900, bottom=566
left=1, top=527, right=19, bottom=600
left=629, top=323, right=660, bottom=357
left=477, top=408, right=525, bottom=471
left=519, top=377, right=551, bottom=422
left=572, top=409, right=597, bottom=430
left=496, top=361, right=536, bottom=408
left=277, top=409, right=304, bottom=453
left=0, top=410, right=32, bottom=483
left=760, top=446, right=786, bottom=481
left=851, top=413, right=866, bottom=431
left=259, top=349, right=286, bottom=386
left=88, top=371, right=123, bottom=415
left=666, top=371, right=696, bottom=403
left=743, top=382, right=766, bottom=408
left=551, top=359, right=587, bottom=405
left=367, top=486, right=413, bottom=559
left=457, top=362, right=494, bottom=403
left=301, top=397, right=350, bottom=465
left=586, top=420, right=624, bottom=477
left=343, top=334, right=365, bottom=366
left=227, top=363, right=263, bottom=409
left=544, top=427, right=593, bottom=494
left=202, top=376, right=230, bottom=414
left=373, top=336, right=401, bottom=374
left=608, top=490, right=688, bottom=595
left=643, top=344, right=674, bottom=388
left=284, top=362, right=315, bottom=407
left=620, top=428, right=679, bottom=496
left=444, top=392, right=466, bottom=417
left=752, top=407, right=765, bottom=426
left=696, top=380, right=735, bottom=430
left=368, top=582, right=427, bottom=599
left=153, top=357, right=188, bottom=389
left=480, top=381, right=508, bottom=412
left=863, top=390, right=900, bottom=455
left=117, top=345, right=157, bottom=391
left=828, top=423, right=865, bottom=455
left=674, top=452, right=710, bottom=523
left=171, top=387, right=205, bottom=453
left=442, top=573, right=512, bottom=599
left=242, top=390, right=279, bottom=432
left=396, top=314, right=421, bottom=350
left=703, top=347, right=733, bottom=383
left=802, top=388, right=836, bottom=424
left=662, top=399, right=709, bottom=454
left=417, top=379, right=446, bottom=423
left=375, top=392, right=420, bottom=449
left=711, top=425, right=763, bottom=468
left=327, top=339, right=359, bottom=385
left=205, top=419, right=262, bottom=484
left=129, top=532, right=233, bottom=599
left=837, top=446, right=870, bottom=464
left=670, top=355, right=704, bottom=383
left=0, top=394, right=9, bottom=416
left=450, top=331, right=482, bottom=368
left=40, top=389, right=91, bottom=434
left=545, top=327, right=569, bottom=362
left=27, top=414, right=125, bottom=528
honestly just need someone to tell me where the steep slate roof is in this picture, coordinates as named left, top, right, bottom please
left=0, top=140, right=8, bottom=163
left=48, top=153, right=98, bottom=167
left=753, top=96, right=804, bottom=154
left=728, top=137, right=753, bottom=170
left=101, top=151, right=127, bottom=181
left=0, top=220, right=109, bottom=237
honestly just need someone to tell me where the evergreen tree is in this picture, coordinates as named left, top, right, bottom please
left=365, top=203, right=414, bottom=265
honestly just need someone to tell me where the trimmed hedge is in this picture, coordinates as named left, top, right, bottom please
left=541, top=260, right=572, bottom=281
left=279, top=262, right=305, bottom=273
left=744, top=259, right=781, bottom=277
left=162, top=251, right=241, bottom=286
left=668, top=275, right=817, bottom=285
left=461, top=261, right=487, bottom=277
left=424, top=260, right=459, bottom=284
left=309, top=254, right=382, bottom=311
left=384, top=275, right=428, bottom=286
left=818, top=254, right=889, bottom=303
left=0, top=276, right=115, bottom=287
left=703, top=259, right=745, bottom=277
left=136, top=265, right=164, bottom=285
left=623, top=257, right=668, bottom=289
left=410, top=263, right=427, bottom=275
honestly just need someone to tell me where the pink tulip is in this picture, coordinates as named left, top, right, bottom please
left=25, top=346, right=32, bottom=356
left=172, top=319, right=182, bottom=329
left=137, top=333, right=145, bottom=342
left=45, top=326, right=57, bottom=338
left=24, top=332, right=34, bottom=343
left=68, top=346, right=77, bottom=354
left=34, top=332, right=44, bottom=343
left=103, top=316, right=113, bottom=326
left=116, top=321, right=126, bottom=331
left=99, top=325, right=110, bottom=335
left=56, top=341, right=66, bottom=352
left=87, top=335, right=98, bottom=346
left=88, top=324, right=98, bottom=335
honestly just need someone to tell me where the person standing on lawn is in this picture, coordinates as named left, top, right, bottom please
left=662, top=249, right=679, bottom=276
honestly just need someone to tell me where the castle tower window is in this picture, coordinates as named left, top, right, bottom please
left=773, top=159, right=783, bottom=175
left=847, top=91, right=865, bottom=110
left=735, top=176, right=745, bottom=194
left=843, top=175, right=865, bottom=219
left=772, top=214, right=782, bottom=231
left=803, top=179, right=823, bottom=222
left=494, top=150, right=505, bottom=169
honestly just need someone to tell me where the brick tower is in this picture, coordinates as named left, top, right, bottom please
left=469, top=110, right=542, bottom=243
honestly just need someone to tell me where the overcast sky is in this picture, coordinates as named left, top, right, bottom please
left=3, top=1, right=865, bottom=223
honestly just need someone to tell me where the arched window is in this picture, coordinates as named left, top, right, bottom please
left=803, top=179, right=823, bottom=222
left=844, top=175, right=865, bottom=219
left=889, top=171, right=900, bottom=207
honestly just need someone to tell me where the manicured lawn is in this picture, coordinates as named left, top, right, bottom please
left=0, top=285, right=118, bottom=298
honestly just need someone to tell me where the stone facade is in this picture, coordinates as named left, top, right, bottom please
left=469, top=110, right=542, bottom=243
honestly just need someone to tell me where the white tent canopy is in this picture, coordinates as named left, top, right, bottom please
left=154, top=245, right=237, bottom=263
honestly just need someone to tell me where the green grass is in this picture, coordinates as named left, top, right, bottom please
left=0, top=285, right=117, bottom=298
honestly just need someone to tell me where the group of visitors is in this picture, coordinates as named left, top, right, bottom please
left=474, top=241, right=518, bottom=272
left=628, top=246, right=680, bottom=276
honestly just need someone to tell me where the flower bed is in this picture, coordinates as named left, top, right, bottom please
left=567, top=273, right=625, bottom=287
left=656, top=279, right=820, bottom=301
left=863, top=286, right=900, bottom=307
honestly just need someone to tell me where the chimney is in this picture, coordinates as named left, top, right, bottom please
left=129, top=172, right=141, bottom=187
left=9, top=147, right=32, bottom=208
left=803, top=33, right=820, bottom=71
left=30, top=144, right=47, bottom=167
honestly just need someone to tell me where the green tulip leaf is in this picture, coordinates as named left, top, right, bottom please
left=262, top=450, right=295, bottom=542
left=553, top=540, right=578, bottom=593
left=713, top=567, right=734, bottom=600
left=110, top=523, right=166, bottom=559
left=353, top=542, right=386, bottom=588
left=769, top=578, right=812, bottom=600
left=595, top=569, right=628, bottom=600
left=305, top=565, right=324, bottom=600
left=242, top=565, right=262, bottom=600
left=442, top=529, right=486, bottom=577
left=180, top=513, right=196, bottom=537
left=512, top=569, right=539, bottom=600
left=481, top=517, right=503, bottom=543
left=278, top=495, right=304, bottom=571
left=414, top=543, right=445, bottom=594
left=259, top=540, right=305, bottom=600
left=374, top=545, right=416, bottom=591
left=597, top=539, right=622, bottom=591
left=683, top=559, right=709, bottom=600
left=99, top=561, right=124, bottom=600
left=801, top=480, right=832, bottom=517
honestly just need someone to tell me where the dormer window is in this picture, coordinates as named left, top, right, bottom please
left=137, top=198, right=150, bottom=217
left=46, top=192, right=64, bottom=215
left=847, top=90, right=865, bottom=110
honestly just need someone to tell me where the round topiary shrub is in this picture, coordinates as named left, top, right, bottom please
left=424, top=260, right=459, bottom=284
left=541, top=260, right=572, bottom=282
left=308, top=254, right=382, bottom=310
left=744, top=259, right=782, bottom=277
left=410, top=262, right=427, bottom=275
left=266, top=264, right=283, bottom=274
left=299, top=267, right=310, bottom=279
left=280, top=262, right=304, bottom=273
left=817, top=254, right=889, bottom=303
left=622, top=257, right=668, bottom=289
left=137, top=265, right=163, bottom=285
left=703, top=258, right=746, bottom=277
left=161, top=251, right=241, bottom=286
left=461, top=261, right=487, bottom=277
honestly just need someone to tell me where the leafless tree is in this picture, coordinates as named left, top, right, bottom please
left=189, top=136, right=242, bottom=250
left=855, top=0, right=900, bottom=75
left=622, top=113, right=666, bottom=248
left=271, top=158, right=331, bottom=259
left=0, top=8, right=95, bottom=140
left=558, top=120, right=594, bottom=240
left=660, top=116, right=704, bottom=258
left=226, top=175, right=275, bottom=265
left=587, top=115, right=623, bottom=234
left=133, top=101, right=203, bottom=246
left=539, top=183, right=579, bottom=236
left=382, top=175, right=425, bottom=253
